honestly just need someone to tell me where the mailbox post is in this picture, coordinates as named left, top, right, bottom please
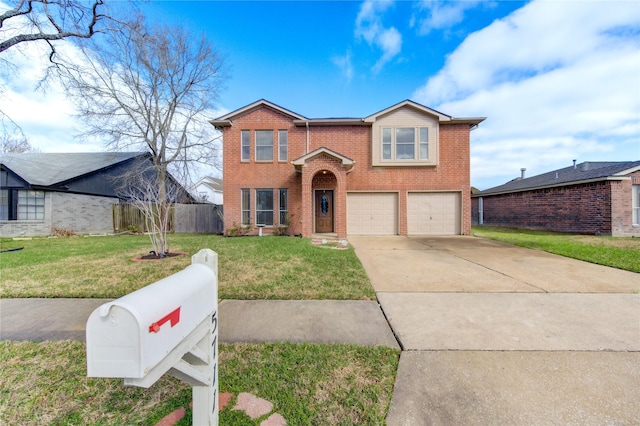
left=87, top=248, right=219, bottom=425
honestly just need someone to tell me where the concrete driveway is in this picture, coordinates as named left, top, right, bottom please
left=349, top=236, right=640, bottom=425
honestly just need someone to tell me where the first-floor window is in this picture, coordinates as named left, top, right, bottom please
left=256, top=189, right=274, bottom=226
left=633, top=184, right=640, bottom=225
left=17, top=190, right=44, bottom=220
left=279, top=189, right=288, bottom=225
left=241, top=189, right=250, bottom=225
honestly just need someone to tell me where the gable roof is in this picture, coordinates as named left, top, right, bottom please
left=210, top=99, right=308, bottom=128
left=364, top=99, right=486, bottom=127
left=210, top=98, right=486, bottom=128
left=292, top=147, right=355, bottom=173
left=1, top=152, right=149, bottom=187
left=474, top=161, right=640, bottom=196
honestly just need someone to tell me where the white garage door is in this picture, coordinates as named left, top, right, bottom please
left=407, top=192, right=460, bottom=235
left=347, top=192, right=398, bottom=235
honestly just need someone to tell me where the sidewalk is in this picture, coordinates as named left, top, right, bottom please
left=0, top=298, right=399, bottom=348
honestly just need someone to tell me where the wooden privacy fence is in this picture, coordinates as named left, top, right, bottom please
left=113, top=203, right=223, bottom=234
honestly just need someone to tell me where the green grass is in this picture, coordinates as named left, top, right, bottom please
left=0, top=234, right=374, bottom=300
left=472, top=226, right=640, bottom=273
left=0, top=340, right=400, bottom=425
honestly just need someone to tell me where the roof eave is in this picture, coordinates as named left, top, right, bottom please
left=292, top=119, right=369, bottom=127
left=473, top=176, right=631, bottom=197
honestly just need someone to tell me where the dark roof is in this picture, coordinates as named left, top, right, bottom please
left=1, top=152, right=148, bottom=186
left=474, top=161, right=640, bottom=196
left=211, top=98, right=485, bottom=128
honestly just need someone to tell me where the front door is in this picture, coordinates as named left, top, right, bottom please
left=315, top=190, right=334, bottom=233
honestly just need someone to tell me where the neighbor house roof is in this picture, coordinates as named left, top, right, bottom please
left=1, top=152, right=148, bottom=187
left=210, top=99, right=486, bottom=129
left=192, top=176, right=223, bottom=192
left=474, top=161, right=640, bottom=197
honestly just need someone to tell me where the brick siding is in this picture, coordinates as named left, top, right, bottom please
left=472, top=171, right=640, bottom=236
left=0, top=192, right=118, bottom=237
left=222, top=105, right=473, bottom=237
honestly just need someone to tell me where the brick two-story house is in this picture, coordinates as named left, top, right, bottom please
left=211, top=99, right=484, bottom=238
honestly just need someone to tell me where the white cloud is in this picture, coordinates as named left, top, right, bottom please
left=413, top=0, right=640, bottom=189
left=0, top=37, right=101, bottom=152
left=413, top=0, right=483, bottom=34
left=332, top=49, right=354, bottom=81
left=355, top=0, right=402, bottom=73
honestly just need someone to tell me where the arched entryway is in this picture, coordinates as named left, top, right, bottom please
left=312, top=171, right=337, bottom=233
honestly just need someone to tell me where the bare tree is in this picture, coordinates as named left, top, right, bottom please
left=60, top=18, right=226, bottom=254
left=0, top=112, right=39, bottom=152
left=114, top=157, right=192, bottom=256
left=0, top=0, right=109, bottom=56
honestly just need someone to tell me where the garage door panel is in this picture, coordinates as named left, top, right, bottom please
left=407, top=193, right=460, bottom=235
left=347, top=193, right=398, bottom=235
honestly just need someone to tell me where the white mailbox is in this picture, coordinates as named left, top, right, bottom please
left=86, top=249, right=219, bottom=425
left=87, top=263, right=216, bottom=379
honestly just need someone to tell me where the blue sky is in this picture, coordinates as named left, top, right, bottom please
left=1, top=0, right=639, bottom=189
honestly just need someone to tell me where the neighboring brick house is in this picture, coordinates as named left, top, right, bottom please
left=0, top=152, right=193, bottom=237
left=471, top=161, right=640, bottom=236
left=210, top=99, right=485, bottom=238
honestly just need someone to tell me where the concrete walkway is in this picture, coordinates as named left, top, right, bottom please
left=350, top=236, right=640, bottom=425
left=0, top=298, right=398, bottom=348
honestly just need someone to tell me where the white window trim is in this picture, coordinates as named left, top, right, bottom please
left=241, top=130, right=250, bottom=162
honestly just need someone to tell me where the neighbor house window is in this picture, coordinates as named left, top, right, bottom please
left=255, top=130, right=274, bottom=161
left=256, top=189, right=273, bottom=226
left=381, top=127, right=430, bottom=161
left=0, top=189, right=8, bottom=220
left=17, top=190, right=44, bottom=220
left=279, top=189, right=288, bottom=225
left=278, top=130, right=288, bottom=161
left=241, top=130, right=250, bottom=161
left=633, top=184, right=640, bottom=225
left=241, top=189, right=250, bottom=225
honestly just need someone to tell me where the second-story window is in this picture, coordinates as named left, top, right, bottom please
left=241, top=130, right=250, bottom=161
left=381, top=127, right=430, bottom=161
left=278, top=130, right=288, bottom=161
left=256, top=130, right=274, bottom=161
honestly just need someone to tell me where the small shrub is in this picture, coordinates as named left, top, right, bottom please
left=127, top=224, right=142, bottom=234
left=51, top=228, right=76, bottom=237
left=226, top=221, right=252, bottom=237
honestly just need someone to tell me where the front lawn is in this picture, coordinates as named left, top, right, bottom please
left=472, top=226, right=640, bottom=273
left=0, top=340, right=400, bottom=425
left=0, top=234, right=374, bottom=300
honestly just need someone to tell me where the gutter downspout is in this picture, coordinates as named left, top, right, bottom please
left=305, top=121, right=309, bottom=154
